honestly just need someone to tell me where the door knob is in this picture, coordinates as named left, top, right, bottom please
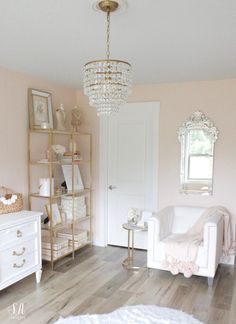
left=109, top=185, right=117, bottom=190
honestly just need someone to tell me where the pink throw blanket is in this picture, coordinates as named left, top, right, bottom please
left=163, top=206, right=233, bottom=278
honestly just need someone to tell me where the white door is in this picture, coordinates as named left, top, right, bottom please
left=107, top=102, right=159, bottom=249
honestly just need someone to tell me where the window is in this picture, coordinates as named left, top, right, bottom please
left=187, top=130, right=213, bottom=181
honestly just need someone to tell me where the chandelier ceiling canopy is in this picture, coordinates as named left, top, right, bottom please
left=83, top=0, right=132, bottom=116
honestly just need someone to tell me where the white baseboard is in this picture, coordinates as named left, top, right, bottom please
left=220, top=254, right=235, bottom=266
left=92, top=239, right=107, bottom=247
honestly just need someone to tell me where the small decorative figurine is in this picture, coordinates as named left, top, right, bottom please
left=52, top=144, right=66, bottom=161
left=71, top=106, right=81, bottom=132
left=56, top=104, right=66, bottom=131
left=127, top=208, right=141, bottom=225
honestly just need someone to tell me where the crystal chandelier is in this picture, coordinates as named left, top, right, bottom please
left=83, top=0, right=132, bottom=116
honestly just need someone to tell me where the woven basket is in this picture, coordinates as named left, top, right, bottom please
left=0, top=186, right=23, bottom=215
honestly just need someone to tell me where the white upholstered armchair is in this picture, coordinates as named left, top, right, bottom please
left=147, top=206, right=224, bottom=285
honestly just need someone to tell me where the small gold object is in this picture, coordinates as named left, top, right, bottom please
left=71, top=106, right=81, bottom=132
left=13, top=247, right=26, bottom=256
left=98, top=0, right=119, bottom=12
left=13, top=259, right=26, bottom=268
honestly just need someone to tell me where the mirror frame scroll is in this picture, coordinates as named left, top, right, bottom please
left=178, top=111, right=219, bottom=195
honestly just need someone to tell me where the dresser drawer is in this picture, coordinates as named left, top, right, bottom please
left=0, top=221, right=37, bottom=247
left=0, top=251, right=38, bottom=283
left=0, top=237, right=37, bottom=264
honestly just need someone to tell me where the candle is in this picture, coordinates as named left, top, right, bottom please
left=69, top=140, right=76, bottom=153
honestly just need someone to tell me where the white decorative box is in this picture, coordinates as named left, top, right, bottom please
left=61, top=196, right=87, bottom=220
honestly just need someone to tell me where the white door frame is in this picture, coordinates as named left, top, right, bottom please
left=97, top=101, right=160, bottom=247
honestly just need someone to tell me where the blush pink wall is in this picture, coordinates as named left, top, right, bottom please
left=0, top=66, right=77, bottom=206
left=1, top=65, right=235, bottom=246
left=76, top=79, right=236, bottom=245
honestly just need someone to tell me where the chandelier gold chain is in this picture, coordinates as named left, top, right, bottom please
left=107, top=11, right=110, bottom=60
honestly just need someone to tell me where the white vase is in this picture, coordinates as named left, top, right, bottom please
left=56, top=104, right=66, bottom=131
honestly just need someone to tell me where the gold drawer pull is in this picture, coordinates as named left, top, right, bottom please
left=13, top=259, right=26, bottom=268
left=16, top=230, right=23, bottom=238
left=13, top=247, right=26, bottom=256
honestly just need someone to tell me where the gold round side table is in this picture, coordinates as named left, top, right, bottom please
left=122, top=223, right=148, bottom=271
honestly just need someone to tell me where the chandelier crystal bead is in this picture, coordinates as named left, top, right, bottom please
left=83, top=0, right=132, bottom=116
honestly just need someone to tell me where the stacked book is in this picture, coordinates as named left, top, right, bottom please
left=61, top=151, right=82, bottom=163
left=41, top=234, right=69, bottom=261
left=41, top=228, right=88, bottom=261
left=61, top=196, right=87, bottom=221
left=57, top=228, right=88, bottom=248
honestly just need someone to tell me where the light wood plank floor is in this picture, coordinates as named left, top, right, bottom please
left=0, top=246, right=235, bottom=324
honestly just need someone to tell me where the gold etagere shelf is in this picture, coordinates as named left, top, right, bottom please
left=28, top=129, right=92, bottom=269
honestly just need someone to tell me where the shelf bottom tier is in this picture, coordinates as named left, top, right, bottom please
left=42, top=240, right=91, bottom=262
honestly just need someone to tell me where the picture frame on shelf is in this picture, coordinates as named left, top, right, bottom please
left=28, top=88, right=53, bottom=129
left=62, top=165, right=84, bottom=192
left=45, top=203, right=62, bottom=226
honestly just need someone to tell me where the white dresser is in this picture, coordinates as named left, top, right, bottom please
left=0, top=210, right=42, bottom=290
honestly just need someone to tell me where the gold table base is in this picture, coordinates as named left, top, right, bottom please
left=122, top=223, right=147, bottom=271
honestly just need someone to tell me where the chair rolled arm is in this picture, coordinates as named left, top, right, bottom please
left=148, top=206, right=174, bottom=241
left=204, top=212, right=222, bottom=229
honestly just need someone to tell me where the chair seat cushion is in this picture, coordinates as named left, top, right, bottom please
left=154, top=234, right=208, bottom=268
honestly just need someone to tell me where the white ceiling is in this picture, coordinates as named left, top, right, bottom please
left=0, top=0, right=236, bottom=89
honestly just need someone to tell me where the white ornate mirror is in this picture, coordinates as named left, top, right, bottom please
left=178, top=111, right=219, bottom=195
